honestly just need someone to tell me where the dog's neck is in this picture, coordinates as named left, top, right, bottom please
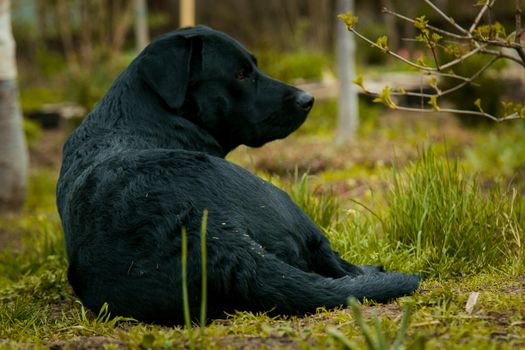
left=84, top=72, right=228, bottom=159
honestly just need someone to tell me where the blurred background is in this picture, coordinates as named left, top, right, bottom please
left=11, top=0, right=522, bottom=113
left=4, top=0, right=525, bottom=207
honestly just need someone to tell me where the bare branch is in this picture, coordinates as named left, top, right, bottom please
left=469, top=0, right=496, bottom=34
left=424, top=0, right=468, bottom=35
left=440, top=56, right=499, bottom=96
left=384, top=105, right=520, bottom=122
left=361, top=57, right=498, bottom=100
left=421, top=30, right=441, bottom=70
left=343, top=1, right=525, bottom=122
left=431, top=71, right=471, bottom=82
left=475, top=36, right=525, bottom=50
left=349, top=28, right=435, bottom=71
left=481, top=50, right=524, bottom=67
left=440, top=45, right=485, bottom=71
left=383, top=7, right=466, bottom=40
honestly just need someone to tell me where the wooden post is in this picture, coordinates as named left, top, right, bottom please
left=335, top=0, right=359, bottom=146
left=180, top=0, right=195, bottom=27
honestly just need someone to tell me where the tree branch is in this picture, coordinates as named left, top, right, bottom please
left=469, top=0, right=496, bottom=34
left=424, top=0, right=468, bottom=35
left=381, top=105, right=520, bottom=122
left=341, top=1, right=525, bottom=122
left=515, top=0, right=525, bottom=63
left=383, top=7, right=466, bottom=40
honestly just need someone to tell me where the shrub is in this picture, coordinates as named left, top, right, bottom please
left=255, top=50, right=331, bottom=83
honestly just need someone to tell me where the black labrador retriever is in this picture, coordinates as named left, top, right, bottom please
left=57, top=26, right=419, bottom=325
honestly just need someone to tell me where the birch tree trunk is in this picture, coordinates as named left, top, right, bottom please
left=134, top=0, right=149, bottom=52
left=0, top=0, right=28, bottom=213
left=335, top=0, right=359, bottom=145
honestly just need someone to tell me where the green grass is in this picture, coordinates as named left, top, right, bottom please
left=328, top=298, right=413, bottom=350
left=288, top=171, right=341, bottom=230
left=383, top=149, right=524, bottom=277
left=465, top=121, right=525, bottom=178
left=1, top=147, right=524, bottom=349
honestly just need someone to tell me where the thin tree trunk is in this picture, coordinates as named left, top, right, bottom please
left=134, top=0, right=149, bottom=51
left=180, top=0, right=195, bottom=27
left=335, top=0, right=359, bottom=145
left=0, top=0, right=28, bottom=213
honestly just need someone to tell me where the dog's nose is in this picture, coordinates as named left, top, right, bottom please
left=296, top=92, right=314, bottom=111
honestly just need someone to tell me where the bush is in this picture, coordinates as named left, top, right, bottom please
left=255, top=50, right=331, bottom=83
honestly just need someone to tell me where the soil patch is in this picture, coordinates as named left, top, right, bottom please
left=48, top=336, right=123, bottom=350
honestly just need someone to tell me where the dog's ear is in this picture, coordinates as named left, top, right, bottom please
left=137, top=35, right=201, bottom=110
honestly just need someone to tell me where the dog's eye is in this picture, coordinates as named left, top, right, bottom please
left=235, top=68, right=249, bottom=81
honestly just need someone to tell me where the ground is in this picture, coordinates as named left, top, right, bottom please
left=1, top=104, right=524, bottom=349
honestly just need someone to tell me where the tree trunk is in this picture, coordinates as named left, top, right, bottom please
left=0, top=0, right=28, bottom=213
left=179, top=0, right=195, bottom=27
left=134, top=0, right=149, bottom=51
left=335, top=0, right=359, bottom=145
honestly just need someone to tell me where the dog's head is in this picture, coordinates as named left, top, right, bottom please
left=136, top=26, right=314, bottom=151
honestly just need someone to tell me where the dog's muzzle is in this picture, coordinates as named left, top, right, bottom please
left=295, top=92, right=314, bottom=112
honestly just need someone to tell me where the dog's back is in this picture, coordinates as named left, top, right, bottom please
left=57, top=26, right=419, bottom=325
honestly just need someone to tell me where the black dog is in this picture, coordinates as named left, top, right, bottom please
left=57, top=26, right=419, bottom=325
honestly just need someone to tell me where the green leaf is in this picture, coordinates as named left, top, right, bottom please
left=373, top=86, right=397, bottom=109
left=444, top=44, right=462, bottom=57
left=414, top=15, right=428, bottom=31
left=416, top=55, right=428, bottom=67
left=376, top=35, right=389, bottom=51
left=353, top=75, right=366, bottom=91
left=474, top=98, right=484, bottom=113
left=428, top=96, right=441, bottom=111
left=428, top=76, right=441, bottom=94
left=338, top=12, right=359, bottom=30
left=431, top=33, right=443, bottom=43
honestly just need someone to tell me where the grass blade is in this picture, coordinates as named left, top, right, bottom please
left=200, top=210, right=208, bottom=347
left=181, top=226, right=195, bottom=350
left=393, top=303, right=413, bottom=350
left=327, top=326, right=361, bottom=350
left=349, top=298, right=376, bottom=350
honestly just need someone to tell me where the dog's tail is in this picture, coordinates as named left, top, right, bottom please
left=221, top=252, right=420, bottom=315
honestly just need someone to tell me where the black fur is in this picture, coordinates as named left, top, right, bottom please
left=57, top=26, right=419, bottom=325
